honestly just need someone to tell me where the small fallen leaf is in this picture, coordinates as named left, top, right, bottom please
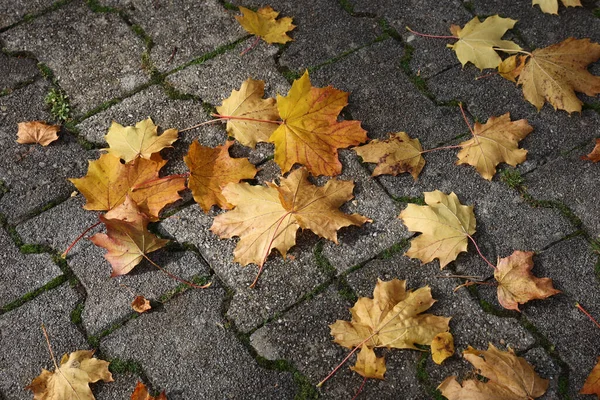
left=104, top=118, right=179, bottom=162
left=438, top=343, right=548, bottom=399
left=447, top=15, right=522, bottom=70
left=26, top=350, right=113, bottom=400
left=582, top=139, right=600, bottom=162
left=236, top=6, right=295, bottom=44
left=350, top=346, right=387, bottom=380
left=581, top=357, right=600, bottom=398
left=353, top=132, right=425, bottom=180
left=131, top=381, right=167, bottom=400
left=533, top=0, right=582, bottom=14
left=399, top=190, right=476, bottom=268
left=431, top=332, right=455, bottom=365
left=498, top=55, right=527, bottom=83
left=495, top=250, right=561, bottom=311
left=131, top=296, right=151, bottom=313
left=456, top=113, right=533, bottom=180
left=184, top=140, right=257, bottom=212
left=16, top=121, right=59, bottom=146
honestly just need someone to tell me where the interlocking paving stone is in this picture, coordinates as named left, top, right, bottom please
left=94, top=373, right=143, bottom=400
left=250, top=286, right=429, bottom=399
left=0, top=0, right=56, bottom=29
left=98, top=0, right=246, bottom=73
left=101, top=287, right=296, bottom=399
left=0, top=80, right=89, bottom=224
left=158, top=204, right=330, bottom=332
left=0, top=2, right=147, bottom=116
left=0, top=53, right=39, bottom=92
left=0, top=229, right=61, bottom=308
left=229, top=0, right=382, bottom=71
left=0, top=284, right=86, bottom=400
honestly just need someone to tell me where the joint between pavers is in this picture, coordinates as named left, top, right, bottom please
left=0, top=0, right=73, bottom=34
left=0, top=276, right=68, bottom=315
left=416, top=352, right=446, bottom=400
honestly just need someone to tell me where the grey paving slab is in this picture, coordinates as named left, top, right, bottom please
left=0, top=284, right=87, bottom=400
left=158, top=204, right=330, bottom=332
left=0, top=229, right=61, bottom=308
left=0, top=80, right=89, bottom=224
left=525, top=153, right=600, bottom=237
left=349, top=0, right=472, bottom=78
left=0, top=2, right=147, bottom=115
left=94, top=373, right=142, bottom=400
left=98, top=0, right=246, bottom=72
left=250, top=286, right=429, bottom=399
left=228, top=0, right=382, bottom=71
left=0, top=0, right=56, bottom=29
left=0, top=53, right=39, bottom=92
left=101, top=287, right=297, bottom=399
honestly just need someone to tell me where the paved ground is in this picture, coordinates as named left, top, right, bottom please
left=1, top=0, right=599, bottom=399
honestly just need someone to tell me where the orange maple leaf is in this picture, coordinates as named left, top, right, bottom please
left=131, top=296, right=151, bottom=314
left=581, top=357, right=600, bottom=398
left=582, top=139, right=600, bottom=162
left=131, top=381, right=167, bottom=400
left=16, top=121, right=60, bottom=146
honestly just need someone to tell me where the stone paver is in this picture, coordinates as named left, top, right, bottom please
left=0, top=52, right=38, bottom=93
left=0, top=0, right=55, bottom=29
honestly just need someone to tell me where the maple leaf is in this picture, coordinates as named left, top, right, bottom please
left=351, top=346, right=387, bottom=380
left=581, top=357, right=600, bottom=398
left=26, top=350, right=113, bottom=400
left=447, top=15, right=522, bottom=70
left=184, top=140, right=257, bottom=212
left=582, top=138, right=600, bottom=162
left=270, top=71, right=368, bottom=176
left=215, top=78, right=280, bottom=148
left=399, top=190, right=476, bottom=268
left=131, top=296, right=151, bottom=313
left=456, top=113, right=533, bottom=180
left=517, top=38, right=600, bottom=113
left=90, top=196, right=169, bottom=277
left=353, top=132, right=425, bottom=180
left=329, top=278, right=451, bottom=379
left=533, top=0, right=582, bottom=14
left=498, top=55, right=528, bottom=83
left=210, top=167, right=370, bottom=268
left=69, top=153, right=186, bottom=220
left=438, top=343, right=549, bottom=399
left=16, top=121, right=60, bottom=146
left=495, top=250, right=561, bottom=311
left=103, top=118, right=179, bottom=163
left=431, top=332, right=454, bottom=365
left=235, top=6, right=295, bottom=44
left=131, top=381, right=167, bottom=400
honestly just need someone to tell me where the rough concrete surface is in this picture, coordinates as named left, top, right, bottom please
left=1, top=0, right=599, bottom=399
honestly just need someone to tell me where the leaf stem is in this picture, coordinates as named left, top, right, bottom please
left=211, top=113, right=283, bottom=125
left=352, top=377, right=368, bottom=400
left=317, top=342, right=371, bottom=388
left=466, top=234, right=496, bottom=270
left=405, top=26, right=457, bottom=40
left=241, top=35, right=261, bottom=56
left=41, top=324, right=83, bottom=400
left=179, top=119, right=224, bottom=133
left=62, top=220, right=103, bottom=258
left=142, top=254, right=211, bottom=289
left=575, top=302, right=600, bottom=329
left=458, top=102, right=475, bottom=137
left=475, top=71, right=499, bottom=81
left=420, top=144, right=464, bottom=154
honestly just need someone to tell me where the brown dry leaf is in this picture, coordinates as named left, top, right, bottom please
left=456, top=113, right=533, bottom=180
left=582, top=139, right=600, bottom=162
left=130, top=381, right=167, bottom=400
left=90, top=196, right=169, bottom=276
left=533, top=0, right=582, bottom=14
left=131, top=296, right=151, bottom=313
left=447, top=15, right=522, bottom=70
left=399, top=190, right=476, bottom=268
left=498, top=55, right=528, bottom=83
left=104, top=118, right=179, bottom=163
left=236, top=6, right=295, bottom=44
left=353, top=132, right=425, bottom=180
left=270, top=71, right=368, bottom=176
left=16, top=121, right=60, bottom=146
left=69, top=153, right=186, bottom=220
left=350, top=346, right=387, bottom=380
left=438, top=343, right=548, bottom=399
left=495, top=250, right=561, bottom=311
left=26, top=350, right=113, bottom=400
left=581, top=357, right=600, bottom=398
left=517, top=38, right=600, bottom=113
left=431, top=332, right=455, bottom=365
left=215, top=78, right=280, bottom=148
left=329, top=278, right=451, bottom=379
left=210, top=167, right=370, bottom=267
left=184, top=140, right=257, bottom=212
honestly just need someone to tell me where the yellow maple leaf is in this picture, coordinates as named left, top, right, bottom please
left=581, top=357, right=600, bottom=398
left=210, top=167, right=370, bottom=268
left=329, top=278, right=451, bottom=379
left=447, top=15, right=522, bottom=70
left=495, top=250, right=561, bottom=311
left=517, top=38, right=600, bottom=113
left=215, top=78, right=280, bottom=148
left=533, top=0, right=582, bottom=14
left=431, top=332, right=455, bottom=365
left=498, top=55, right=528, bottom=83
left=184, top=140, right=257, bottom=212
left=236, top=6, right=295, bottom=44
left=270, top=71, right=368, bottom=176
left=456, top=113, right=533, bottom=180
left=351, top=346, right=387, bottom=380
left=103, top=118, right=178, bottom=162
left=353, top=132, right=425, bottom=180
left=16, top=121, right=60, bottom=146
left=438, top=343, right=549, bottom=399
left=26, top=350, right=113, bottom=400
